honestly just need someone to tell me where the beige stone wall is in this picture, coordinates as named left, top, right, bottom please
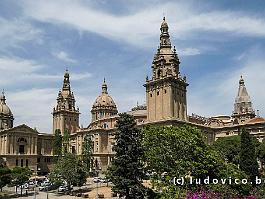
left=0, top=125, right=53, bottom=174
left=146, top=81, right=187, bottom=122
left=53, top=111, right=79, bottom=134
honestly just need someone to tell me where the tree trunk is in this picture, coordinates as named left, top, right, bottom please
left=21, top=187, right=23, bottom=196
left=15, top=186, right=17, bottom=194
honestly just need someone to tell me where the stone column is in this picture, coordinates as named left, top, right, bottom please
left=107, top=156, right=110, bottom=166
left=35, top=137, right=37, bottom=155
left=10, top=135, right=13, bottom=154
left=6, top=134, right=9, bottom=154
left=41, top=139, right=44, bottom=155
left=13, top=135, right=15, bottom=154
left=13, top=135, right=16, bottom=154
left=98, top=134, right=101, bottom=153
left=0, top=136, right=2, bottom=155
left=27, top=136, right=30, bottom=155
left=31, top=136, right=34, bottom=155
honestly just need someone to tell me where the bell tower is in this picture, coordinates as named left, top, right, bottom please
left=53, top=70, right=80, bottom=135
left=144, top=17, right=188, bottom=122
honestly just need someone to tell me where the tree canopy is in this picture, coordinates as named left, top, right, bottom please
left=82, top=134, right=93, bottom=173
left=0, top=167, right=12, bottom=192
left=49, top=153, right=87, bottom=189
left=11, top=167, right=32, bottom=195
left=107, top=113, right=146, bottom=199
left=213, top=135, right=241, bottom=165
left=142, top=125, right=251, bottom=198
left=239, top=128, right=259, bottom=183
left=53, top=129, right=63, bottom=158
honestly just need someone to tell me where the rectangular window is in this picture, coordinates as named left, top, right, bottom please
left=26, top=159, right=28, bottom=167
left=16, top=159, right=18, bottom=166
left=72, top=146, right=76, bottom=154
left=37, top=158, right=40, bottom=163
left=21, top=159, right=23, bottom=167
left=19, top=145, right=25, bottom=154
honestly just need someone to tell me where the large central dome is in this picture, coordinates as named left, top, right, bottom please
left=91, top=79, right=118, bottom=122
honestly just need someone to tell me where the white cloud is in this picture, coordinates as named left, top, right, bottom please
left=179, top=48, right=201, bottom=56
left=53, top=51, right=77, bottom=63
left=0, top=17, right=42, bottom=51
left=8, top=88, right=57, bottom=133
left=18, top=0, right=265, bottom=49
left=0, top=56, right=91, bottom=86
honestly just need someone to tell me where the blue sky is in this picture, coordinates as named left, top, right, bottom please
left=0, top=0, right=265, bottom=133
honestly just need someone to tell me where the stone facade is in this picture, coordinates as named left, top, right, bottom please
left=0, top=124, right=53, bottom=174
left=0, top=17, right=264, bottom=173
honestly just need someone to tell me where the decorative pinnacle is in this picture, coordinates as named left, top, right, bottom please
left=64, top=68, right=69, bottom=78
left=102, top=78, right=108, bottom=94
left=239, top=75, right=244, bottom=85
left=1, top=89, right=6, bottom=103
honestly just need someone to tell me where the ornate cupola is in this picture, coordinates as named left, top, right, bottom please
left=232, top=76, right=255, bottom=124
left=0, top=90, right=14, bottom=130
left=53, top=70, right=80, bottom=135
left=91, top=79, right=118, bottom=122
left=144, top=17, right=188, bottom=122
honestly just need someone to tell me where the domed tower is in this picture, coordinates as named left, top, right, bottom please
left=0, top=90, right=14, bottom=130
left=144, top=17, right=188, bottom=122
left=53, top=70, right=80, bottom=135
left=91, top=79, right=118, bottom=122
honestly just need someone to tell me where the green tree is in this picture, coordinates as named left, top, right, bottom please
left=0, top=167, right=12, bottom=192
left=53, top=129, right=62, bottom=159
left=239, top=128, right=259, bottom=183
left=82, top=134, right=93, bottom=173
left=107, top=113, right=146, bottom=199
left=63, top=129, right=70, bottom=154
left=50, top=153, right=87, bottom=189
left=213, top=135, right=241, bottom=164
left=142, top=125, right=252, bottom=197
left=11, top=167, right=32, bottom=196
left=257, top=140, right=265, bottom=173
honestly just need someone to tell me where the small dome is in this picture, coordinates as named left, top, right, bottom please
left=92, top=79, right=117, bottom=109
left=0, top=92, right=12, bottom=116
left=161, top=17, right=168, bottom=28
left=0, top=104, right=12, bottom=115
left=93, top=94, right=116, bottom=108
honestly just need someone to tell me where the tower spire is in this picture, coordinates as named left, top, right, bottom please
left=160, top=17, right=171, bottom=49
left=232, top=76, right=255, bottom=123
left=0, top=89, right=6, bottom=104
left=102, top=78, right=108, bottom=94
left=62, top=69, right=71, bottom=95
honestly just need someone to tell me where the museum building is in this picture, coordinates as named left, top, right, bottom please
left=0, top=18, right=264, bottom=173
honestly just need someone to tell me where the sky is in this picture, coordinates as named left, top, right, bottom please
left=0, top=0, right=265, bottom=133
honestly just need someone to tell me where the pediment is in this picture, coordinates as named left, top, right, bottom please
left=3, top=124, right=38, bottom=134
